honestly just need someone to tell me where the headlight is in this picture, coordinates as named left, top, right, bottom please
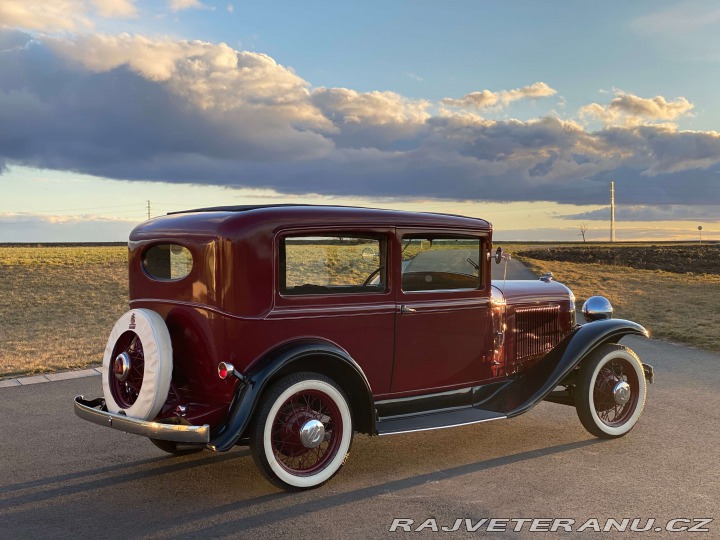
left=582, top=296, right=613, bottom=322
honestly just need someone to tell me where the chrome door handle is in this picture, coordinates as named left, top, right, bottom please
left=400, top=305, right=417, bottom=314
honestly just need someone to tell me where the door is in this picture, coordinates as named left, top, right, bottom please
left=390, top=232, right=494, bottom=394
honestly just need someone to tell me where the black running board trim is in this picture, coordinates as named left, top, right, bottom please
left=377, top=407, right=506, bottom=436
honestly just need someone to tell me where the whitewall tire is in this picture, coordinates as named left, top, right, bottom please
left=575, top=344, right=647, bottom=439
left=250, top=372, right=353, bottom=490
left=101, top=309, right=173, bottom=421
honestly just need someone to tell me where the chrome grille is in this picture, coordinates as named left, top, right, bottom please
left=515, top=305, right=561, bottom=360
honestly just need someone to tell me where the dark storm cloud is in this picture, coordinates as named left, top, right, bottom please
left=1, top=30, right=720, bottom=209
left=562, top=204, right=720, bottom=222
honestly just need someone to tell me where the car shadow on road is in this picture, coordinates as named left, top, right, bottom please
left=1, top=438, right=603, bottom=537
left=149, top=438, right=603, bottom=538
left=0, top=449, right=249, bottom=509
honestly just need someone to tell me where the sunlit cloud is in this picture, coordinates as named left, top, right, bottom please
left=580, top=91, right=693, bottom=127
left=0, top=0, right=137, bottom=32
left=1, top=30, right=720, bottom=216
left=441, top=82, right=557, bottom=110
left=168, top=0, right=207, bottom=12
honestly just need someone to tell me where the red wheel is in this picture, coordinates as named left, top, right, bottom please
left=108, top=331, right=145, bottom=409
left=575, top=344, right=647, bottom=439
left=251, top=372, right=353, bottom=490
left=102, top=309, right=172, bottom=420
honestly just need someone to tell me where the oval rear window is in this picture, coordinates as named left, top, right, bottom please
left=142, top=244, right=193, bottom=281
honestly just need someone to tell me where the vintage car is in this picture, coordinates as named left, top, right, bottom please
left=74, top=205, right=653, bottom=490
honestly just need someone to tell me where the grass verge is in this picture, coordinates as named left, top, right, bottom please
left=0, top=247, right=128, bottom=378
left=516, top=255, right=720, bottom=352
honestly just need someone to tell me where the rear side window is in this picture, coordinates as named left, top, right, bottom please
left=401, top=236, right=482, bottom=292
left=143, top=244, right=193, bottom=281
left=280, top=235, right=386, bottom=295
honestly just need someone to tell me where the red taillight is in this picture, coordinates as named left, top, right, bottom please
left=218, top=362, right=234, bottom=380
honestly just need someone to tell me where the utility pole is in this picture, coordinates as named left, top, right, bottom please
left=610, top=181, right=616, bottom=243
left=146, top=200, right=151, bottom=220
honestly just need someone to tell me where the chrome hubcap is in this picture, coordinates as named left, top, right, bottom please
left=613, top=381, right=631, bottom=405
left=113, top=352, right=131, bottom=382
left=299, top=419, right=325, bottom=448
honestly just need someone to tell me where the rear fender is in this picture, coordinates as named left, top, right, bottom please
left=209, top=340, right=374, bottom=452
left=482, top=319, right=648, bottom=417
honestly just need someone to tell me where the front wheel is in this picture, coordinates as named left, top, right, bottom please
left=250, top=372, right=353, bottom=490
left=575, top=344, right=647, bottom=439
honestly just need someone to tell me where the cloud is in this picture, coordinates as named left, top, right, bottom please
left=634, top=2, right=720, bottom=36
left=90, top=0, right=137, bottom=18
left=0, top=213, right=137, bottom=242
left=0, top=0, right=136, bottom=32
left=168, top=0, right=207, bottom=12
left=441, top=82, right=557, bottom=110
left=1, top=30, right=720, bottom=211
left=561, top=205, right=720, bottom=223
left=580, top=92, right=693, bottom=127
left=310, top=87, right=430, bottom=147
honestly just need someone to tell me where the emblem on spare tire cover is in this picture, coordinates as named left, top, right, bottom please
left=129, top=313, right=136, bottom=330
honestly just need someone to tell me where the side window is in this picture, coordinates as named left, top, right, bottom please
left=401, top=236, right=482, bottom=292
left=281, top=235, right=386, bottom=295
left=142, top=244, right=193, bottom=281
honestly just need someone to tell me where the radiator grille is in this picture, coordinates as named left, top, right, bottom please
left=515, top=305, right=561, bottom=360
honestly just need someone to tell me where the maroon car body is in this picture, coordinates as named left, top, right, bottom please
left=75, top=205, right=652, bottom=490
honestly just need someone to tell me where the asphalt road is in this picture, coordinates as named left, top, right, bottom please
left=1, top=260, right=718, bottom=539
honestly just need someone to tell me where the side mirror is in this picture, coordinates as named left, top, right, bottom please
left=494, top=246, right=503, bottom=264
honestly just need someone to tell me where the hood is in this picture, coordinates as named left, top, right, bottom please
left=491, top=279, right=575, bottom=305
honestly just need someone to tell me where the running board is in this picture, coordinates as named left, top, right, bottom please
left=376, top=407, right=506, bottom=436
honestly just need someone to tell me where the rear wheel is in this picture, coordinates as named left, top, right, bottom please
left=250, top=372, right=353, bottom=490
left=575, top=344, right=646, bottom=439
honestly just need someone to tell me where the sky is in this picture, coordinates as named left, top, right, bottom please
left=1, top=0, right=719, bottom=242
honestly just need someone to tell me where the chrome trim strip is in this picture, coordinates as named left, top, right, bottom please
left=129, top=299, right=251, bottom=320
left=377, top=414, right=506, bottom=436
left=74, top=396, right=210, bottom=444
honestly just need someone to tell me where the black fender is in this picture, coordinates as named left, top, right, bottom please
left=209, top=339, right=375, bottom=452
left=482, top=319, right=648, bottom=418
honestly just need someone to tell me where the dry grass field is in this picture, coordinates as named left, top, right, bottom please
left=0, top=246, right=128, bottom=378
left=509, top=246, right=720, bottom=352
left=0, top=243, right=717, bottom=379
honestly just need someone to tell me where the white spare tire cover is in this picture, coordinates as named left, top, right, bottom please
left=102, top=309, right=173, bottom=420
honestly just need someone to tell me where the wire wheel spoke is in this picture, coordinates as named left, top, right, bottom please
left=109, top=331, right=145, bottom=409
left=593, top=357, right=639, bottom=427
left=271, top=388, right=343, bottom=476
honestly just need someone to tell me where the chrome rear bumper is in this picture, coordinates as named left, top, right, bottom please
left=74, top=396, right=211, bottom=444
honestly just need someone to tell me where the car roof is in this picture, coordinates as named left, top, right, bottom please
left=133, top=204, right=491, bottom=242
left=171, top=204, right=490, bottom=227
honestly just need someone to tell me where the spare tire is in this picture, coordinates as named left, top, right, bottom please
left=102, top=309, right=173, bottom=420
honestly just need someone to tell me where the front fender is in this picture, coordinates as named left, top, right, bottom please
left=209, top=339, right=374, bottom=452
left=483, top=319, right=648, bottom=418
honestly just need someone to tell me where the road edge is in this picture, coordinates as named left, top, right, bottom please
left=0, top=367, right=101, bottom=389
